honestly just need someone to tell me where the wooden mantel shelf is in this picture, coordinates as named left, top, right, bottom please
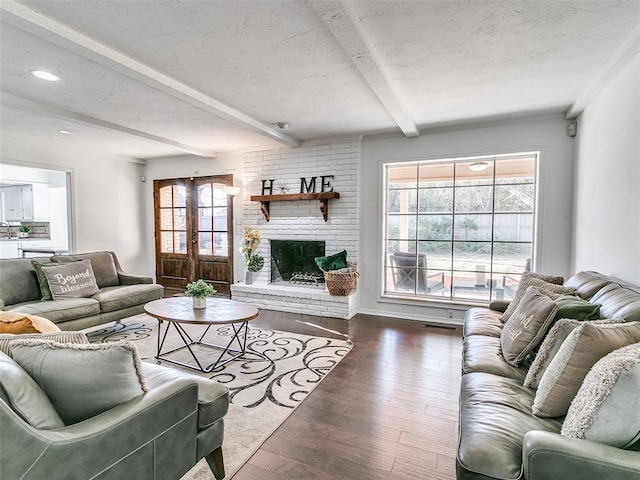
left=250, top=192, right=340, bottom=222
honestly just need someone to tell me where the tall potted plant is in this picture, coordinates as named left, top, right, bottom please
left=240, top=227, right=264, bottom=284
left=185, top=279, right=216, bottom=309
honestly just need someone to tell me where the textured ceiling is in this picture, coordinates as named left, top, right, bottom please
left=1, top=0, right=638, bottom=160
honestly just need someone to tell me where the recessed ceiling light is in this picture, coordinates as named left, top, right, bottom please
left=58, top=129, right=76, bottom=135
left=272, top=122, right=289, bottom=129
left=30, top=70, right=60, bottom=82
left=469, top=162, right=489, bottom=172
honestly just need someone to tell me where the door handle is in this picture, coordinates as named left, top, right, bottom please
left=192, top=232, right=197, bottom=244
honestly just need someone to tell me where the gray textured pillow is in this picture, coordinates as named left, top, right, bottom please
left=0, top=331, right=88, bottom=356
left=0, top=351, right=64, bottom=430
left=524, top=272, right=564, bottom=285
left=11, top=339, right=147, bottom=425
left=501, top=277, right=575, bottom=324
left=524, top=318, right=626, bottom=389
left=562, top=342, right=640, bottom=448
left=41, top=259, right=99, bottom=300
left=501, top=287, right=558, bottom=366
left=532, top=321, right=640, bottom=417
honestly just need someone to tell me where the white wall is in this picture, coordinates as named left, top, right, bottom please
left=573, top=53, right=640, bottom=284
left=240, top=139, right=360, bottom=285
left=359, top=115, right=576, bottom=323
left=0, top=135, right=147, bottom=273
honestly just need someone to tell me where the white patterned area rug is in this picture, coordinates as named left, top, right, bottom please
left=85, top=314, right=353, bottom=479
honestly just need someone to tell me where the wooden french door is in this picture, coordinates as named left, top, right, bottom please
left=153, top=174, right=234, bottom=297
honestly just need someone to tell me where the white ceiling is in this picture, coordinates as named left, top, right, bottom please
left=1, top=0, right=639, bottom=160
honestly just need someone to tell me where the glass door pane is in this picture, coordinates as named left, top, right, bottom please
left=159, top=185, right=187, bottom=253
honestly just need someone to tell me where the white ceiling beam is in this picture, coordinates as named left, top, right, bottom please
left=0, top=0, right=300, bottom=148
left=312, top=0, right=418, bottom=138
left=567, top=23, right=640, bottom=119
left=1, top=91, right=218, bottom=158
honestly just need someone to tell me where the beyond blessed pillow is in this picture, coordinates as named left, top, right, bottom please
left=0, top=311, right=60, bottom=334
left=314, top=250, right=348, bottom=272
left=500, top=287, right=558, bottom=366
left=11, top=339, right=148, bottom=425
left=562, top=343, right=640, bottom=448
left=41, top=259, right=99, bottom=300
left=532, top=321, right=640, bottom=417
left=501, top=276, right=575, bottom=324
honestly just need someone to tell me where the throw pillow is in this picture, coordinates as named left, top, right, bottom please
left=31, top=260, right=55, bottom=301
left=523, top=318, right=625, bottom=389
left=41, top=259, right=99, bottom=300
left=524, top=272, right=565, bottom=285
left=501, top=287, right=559, bottom=366
left=0, top=331, right=88, bottom=355
left=11, top=339, right=148, bottom=425
left=0, top=351, right=64, bottom=430
left=554, top=294, right=601, bottom=321
left=532, top=321, right=640, bottom=417
left=501, top=277, right=576, bottom=324
left=562, top=342, right=640, bottom=448
left=0, top=311, right=60, bottom=334
left=314, top=250, right=348, bottom=271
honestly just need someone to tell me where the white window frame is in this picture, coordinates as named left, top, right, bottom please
left=382, top=151, right=539, bottom=304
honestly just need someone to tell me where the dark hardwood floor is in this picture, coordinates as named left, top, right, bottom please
left=232, top=309, right=463, bottom=480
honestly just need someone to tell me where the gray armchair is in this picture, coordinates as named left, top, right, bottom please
left=0, top=335, right=229, bottom=480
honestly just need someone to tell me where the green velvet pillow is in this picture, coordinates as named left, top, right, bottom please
left=554, top=294, right=601, bottom=321
left=31, top=260, right=55, bottom=301
left=314, top=250, right=348, bottom=271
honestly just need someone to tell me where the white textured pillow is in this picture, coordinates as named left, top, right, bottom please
left=524, top=318, right=626, bottom=389
left=532, top=321, right=640, bottom=417
left=562, top=343, right=640, bottom=448
left=11, top=339, right=147, bottom=425
left=41, top=259, right=99, bottom=300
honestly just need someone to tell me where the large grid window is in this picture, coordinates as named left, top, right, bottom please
left=383, top=153, right=538, bottom=303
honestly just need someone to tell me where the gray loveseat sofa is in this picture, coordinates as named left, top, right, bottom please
left=0, top=251, right=164, bottom=331
left=457, top=271, right=640, bottom=480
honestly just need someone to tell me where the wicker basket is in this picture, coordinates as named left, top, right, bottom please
left=323, top=267, right=359, bottom=296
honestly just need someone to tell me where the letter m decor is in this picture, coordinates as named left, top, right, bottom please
left=300, top=177, right=317, bottom=193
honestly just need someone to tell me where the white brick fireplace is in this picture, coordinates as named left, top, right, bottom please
left=230, top=138, right=360, bottom=319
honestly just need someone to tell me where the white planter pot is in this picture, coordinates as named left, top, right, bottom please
left=192, top=297, right=206, bottom=309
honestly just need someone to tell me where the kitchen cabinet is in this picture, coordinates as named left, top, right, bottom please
left=2, top=185, right=33, bottom=221
left=0, top=239, right=52, bottom=259
left=0, top=242, right=20, bottom=259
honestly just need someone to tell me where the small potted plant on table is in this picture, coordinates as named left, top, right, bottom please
left=18, top=225, right=30, bottom=238
left=185, top=279, right=216, bottom=309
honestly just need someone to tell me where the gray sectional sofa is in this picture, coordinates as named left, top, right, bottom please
left=458, top=271, right=640, bottom=480
left=0, top=251, right=164, bottom=331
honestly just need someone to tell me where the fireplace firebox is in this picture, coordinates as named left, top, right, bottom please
left=270, top=240, right=326, bottom=285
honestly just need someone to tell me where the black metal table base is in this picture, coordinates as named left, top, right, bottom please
left=156, top=320, right=249, bottom=373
